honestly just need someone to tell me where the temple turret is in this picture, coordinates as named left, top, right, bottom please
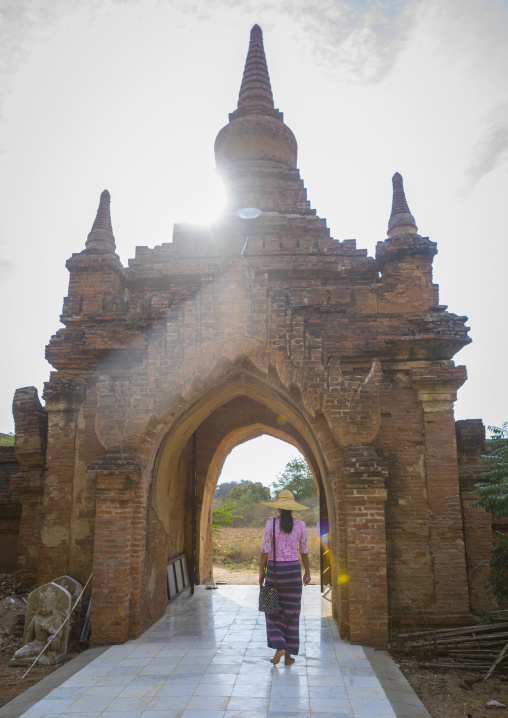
left=377, top=172, right=439, bottom=312
left=387, top=172, right=418, bottom=237
left=54, top=189, right=125, bottom=329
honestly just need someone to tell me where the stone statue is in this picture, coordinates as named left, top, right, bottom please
left=11, top=582, right=71, bottom=666
left=52, top=576, right=83, bottom=641
left=52, top=575, right=83, bottom=605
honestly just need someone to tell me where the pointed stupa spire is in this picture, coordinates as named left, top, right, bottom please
left=237, top=24, right=274, bottom=111
left=387, top=173, right=418, bottom=237
left=91, top=190, right=113, bottom=232
left=86, top=189, right=116, bottom=252
left=215, top=25, right=297, bottom=180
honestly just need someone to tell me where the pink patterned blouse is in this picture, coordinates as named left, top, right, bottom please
left=261, top=517, right=308, bottom=561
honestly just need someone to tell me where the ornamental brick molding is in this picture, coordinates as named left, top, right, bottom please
left=4, top=24, right=498, bottom=647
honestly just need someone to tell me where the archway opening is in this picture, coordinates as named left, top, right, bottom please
left=211, top=435, right=322, bottom=585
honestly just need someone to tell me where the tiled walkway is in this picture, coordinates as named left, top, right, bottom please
left=1, top=586, right=430, bottom=718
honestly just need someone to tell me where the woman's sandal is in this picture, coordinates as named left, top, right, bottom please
left=270, top=649, right=286, bottom=665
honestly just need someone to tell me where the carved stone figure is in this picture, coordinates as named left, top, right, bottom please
left=11, top=582, right=71, bottom=666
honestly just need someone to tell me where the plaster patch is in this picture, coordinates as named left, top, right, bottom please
left=147, top=564, right=156, bottom=598
left=409, top=451, right=426, bottom=479
left=41, top=525, right=68, bottom=548
left=394, top=371, right=410, bottom=385
left=71, top=519, right=90, bottom=540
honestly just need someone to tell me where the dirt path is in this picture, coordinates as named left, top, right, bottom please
left=212, top=563, right=321, bottom=585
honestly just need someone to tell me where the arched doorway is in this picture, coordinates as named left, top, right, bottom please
left=147, top=371, right=335, bottom=606
left=87, top=354, right=392, bottom=648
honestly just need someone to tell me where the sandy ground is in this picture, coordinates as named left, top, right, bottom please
left=395, top=661, right=508, bottom=718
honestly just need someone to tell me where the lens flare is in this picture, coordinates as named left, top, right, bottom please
left=277, top=414, right=287, bottom=426
left=338, top=573, right=349, bottom=585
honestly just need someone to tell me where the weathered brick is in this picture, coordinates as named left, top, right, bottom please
left=4, top=24, right=498, bottom=649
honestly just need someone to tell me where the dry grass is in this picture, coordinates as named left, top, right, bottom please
left=213, top=525, right=321, bottom=571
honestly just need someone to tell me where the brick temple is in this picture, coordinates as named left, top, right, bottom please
left=0, top=25, right=501, bottom=647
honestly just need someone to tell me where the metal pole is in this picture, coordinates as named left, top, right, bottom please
left=191, top=432, right=197, bottom=596
left=319, top=475, right=324, bottom=593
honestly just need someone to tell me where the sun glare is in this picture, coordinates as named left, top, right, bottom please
left=175, top=169, right=228, bottom=226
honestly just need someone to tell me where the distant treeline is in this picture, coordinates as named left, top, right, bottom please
left=213, top=458, right=319, bottom=527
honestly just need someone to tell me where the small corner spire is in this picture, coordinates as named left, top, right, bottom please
left=91, top=189, right=113, bottom=233
left=86, top=189, right=116, bottom=252
left=387, top=172, right=418, bottom=237
left=237, top=24, right=274, bottom=111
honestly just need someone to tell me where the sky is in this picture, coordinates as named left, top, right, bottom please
left=1, top=1, right=507, bottom=482
left=217, top=436, right=302, bottom=489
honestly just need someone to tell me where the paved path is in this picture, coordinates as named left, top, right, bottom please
left=1, top=586, right=430, bottom=718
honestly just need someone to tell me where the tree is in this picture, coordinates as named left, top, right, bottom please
left=214, top=481, right=243, bottom=499
left=473, top=423, right=508, bottom=601
left=212, top=482, right=271, bottom=528
left=212, top=501, right=244, bottom=530
left=0, top=432, right=14, bottom=446
left=229, top=481, right=271, bottom=505
left=271, top=457, right=317, bottom=502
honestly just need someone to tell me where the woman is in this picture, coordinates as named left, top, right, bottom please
left=259, top=488, right=311, bottom=665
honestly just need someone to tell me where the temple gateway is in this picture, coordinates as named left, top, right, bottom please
left=1, top=25, right=499, bottom=647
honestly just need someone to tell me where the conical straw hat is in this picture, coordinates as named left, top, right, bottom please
left=260, top=489, right=309, bottom=511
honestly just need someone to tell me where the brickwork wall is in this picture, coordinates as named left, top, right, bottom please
left=68, top=387, right=103, bottom=584
left=10, top=387, right=47, bottom=583
left=38, top=382, right=84, bottom=584
left=456, top=419, right=496, bottom=614
left=15, top=206, right=484, bottom=647
left=420, top=409, right=471, bottom=621
left=91, top=464, right=137, bottom=645
left=135, top=504, right=168, bottom=636
left=375, top=373, right=434, bottom=621
left=0, top=446, right=21, bottom=572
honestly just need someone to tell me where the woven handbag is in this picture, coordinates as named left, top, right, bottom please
left=259, top=518, right=280, bottom=614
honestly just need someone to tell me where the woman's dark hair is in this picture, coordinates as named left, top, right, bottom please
left=279, top=509, right=293, bottom=534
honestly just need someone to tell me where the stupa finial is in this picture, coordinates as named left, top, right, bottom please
left=237, top=24, right=274, bottom=111
left=86, top=189, right=116, bottom=252
left=387, top=173, right=418, bottom=237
